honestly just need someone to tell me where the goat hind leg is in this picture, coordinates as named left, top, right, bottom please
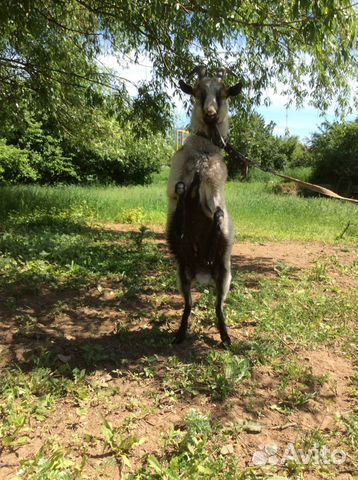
left=173, top=266, right=192, bottom=344
left=215, top=266, right=231, bottom=346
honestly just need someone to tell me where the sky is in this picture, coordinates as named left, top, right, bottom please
left=101, top=54, right=357, bottom=143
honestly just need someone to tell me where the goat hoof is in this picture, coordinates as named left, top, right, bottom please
left=214, top=207, right=224, bottom=224
left=175, top=230, right=185, bottom=240
left=175, top=181, right=185, bottom=196
left=206, top=258, right=214, bottom=267
left=220, top=334, right=231, bottom=348
left=172, top=331, right=186, bottom=345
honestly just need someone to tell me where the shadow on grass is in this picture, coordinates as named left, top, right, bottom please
left=1, top=218, right=286, bottom=388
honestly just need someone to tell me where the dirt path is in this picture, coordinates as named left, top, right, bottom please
left=104, top=223, right=356, bottom=283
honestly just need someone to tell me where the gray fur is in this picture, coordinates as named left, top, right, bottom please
left=167, top=71, right=242, bottom=345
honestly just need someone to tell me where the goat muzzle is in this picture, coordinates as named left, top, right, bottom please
left=204, top=105, right=218, bottom=124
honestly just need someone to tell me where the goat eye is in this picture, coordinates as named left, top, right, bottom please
left=198, top=92, right=206, bottom=105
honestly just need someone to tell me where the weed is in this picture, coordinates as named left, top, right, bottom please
left=336, top=411, right=358, bottom=451
left=163, top=351, right=250, bottom=401
left=133, top=410, right=241, bottom=479
left=14, top=314, right=39, bottom=336
left=0, top=365, right=89, bottom=449
left=18, top=442, right=85, bottom=479
left=0, top=181, right=357, bottom=242
left=117, top=207, right=145, bottom=224
left=101, top=418, right=143, bottom=473
left=0, top=181, right=356, bottom=478
left=81, top=343, right=115, bottom=366
left=306, top=260, right=330, bottom=283
left=275, top=360, right=327, bottom=409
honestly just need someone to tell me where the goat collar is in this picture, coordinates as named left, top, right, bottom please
left=194, top=127, right=249, bottom=180
left=194, top=126, right=227, bottom=149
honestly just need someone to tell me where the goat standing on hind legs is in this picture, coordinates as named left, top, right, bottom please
left=167, top=66, right=243, bottom=347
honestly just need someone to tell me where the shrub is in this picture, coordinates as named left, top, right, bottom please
left=17, top=113, right=78, bottom=184
left=310, top=120, right=358, bottom=195
left=0, top=140, right=38, bottom=184
left=110, top=131, right=173, bottom=185
left=1, top=97, right=174, bottom=186
left=1, top=110, right=174, bottom=186
left=228, top=111, right=309, bottom=178
left=71, top=129, right=173, bottom=185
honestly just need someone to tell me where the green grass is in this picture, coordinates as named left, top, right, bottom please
left=132, top=410, right=243, bottom=480
left=0, top=182, right=357, bottom=478
left=163, top=351, right=250, bottom=400
left=0, top=171, right=356, bottom=243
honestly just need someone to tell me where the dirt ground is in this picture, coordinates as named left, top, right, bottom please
left=0, top=225, right=356, bottom=479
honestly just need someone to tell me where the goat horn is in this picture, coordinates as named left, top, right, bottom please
left=216, top=67, right=239, bottom=79
left=227, top=68, right=239, bottom=78
left=216, top=67, right=226, bottom=79
left=188, top=65, right=207, bottom=79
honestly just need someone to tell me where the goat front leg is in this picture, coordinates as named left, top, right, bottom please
left=173, top=265, right=192, bottom=344
left=206, top=206, right=224, bottom=266
left=215, top=265, right=232, bottom=346
left=174, top=181, right=186, bottom=240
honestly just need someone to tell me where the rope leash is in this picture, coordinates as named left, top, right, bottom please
left=209, top=126, right=358, bottom=205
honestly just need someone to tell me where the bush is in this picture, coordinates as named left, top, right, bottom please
left=228, top=112, right=309, bottom=178
left=118, top=132, right=174, bottom=184
left=0, top=111, right=78, bottom=185
left=0, top=140, right=38, bottom=184
left=276, top=136, right=310, bottom=168
left=17, top=113, right=78, bottom=184
left=0, top=92, right=174, bottom=186
left=310, top=120, right=358, bottom=196
left=1, top=109, right=174, bottom=185
left=70, top=128, right=173, bottom=185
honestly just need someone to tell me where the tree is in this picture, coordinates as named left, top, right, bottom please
left=0, top=1, right=356, bottom=186
left=310, top=120, right=358, bottom=195
left=228, top=112, right=309, bottom=177
left=1, top=0, right=357, bottom=124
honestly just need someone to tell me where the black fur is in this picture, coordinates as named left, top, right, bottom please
left=167, top=171, right=232, bottom=345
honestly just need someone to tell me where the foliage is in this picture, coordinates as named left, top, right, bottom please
left=0, top=364, right=88, bottom=450
left=0, top=107, right=173, bottom=185
left=163, top=352, right=250, bottom=400
left=0, top=140, right=37, bottom=184
left=1, top=0, right=356, bottom=116
left=111, top=128, right=173, bottom=185
left=101, top=418, right=142, bottom=471
left=310, top=120, right=358, bottom=195
left=0, top=46, right=173, bottom=186
left=1, top=1, right=356, bottom=185
left=275, top=360, right=327, bottom=409
left=132, top=83, right=174, bottom=137
left=18, top=443, right=84, bottom=479
left=228, top=112, right=310, bottom=177
left=67, top=121, right=173, bottom=185
left=137, top=411, right=240, bottom=479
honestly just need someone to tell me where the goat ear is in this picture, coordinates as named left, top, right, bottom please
left=226, top=82, right=243, bottom=97
left=179, top=79, right=194, bottom=95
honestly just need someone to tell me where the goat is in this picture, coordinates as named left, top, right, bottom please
left=166, top=66, right=243, bottom=346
